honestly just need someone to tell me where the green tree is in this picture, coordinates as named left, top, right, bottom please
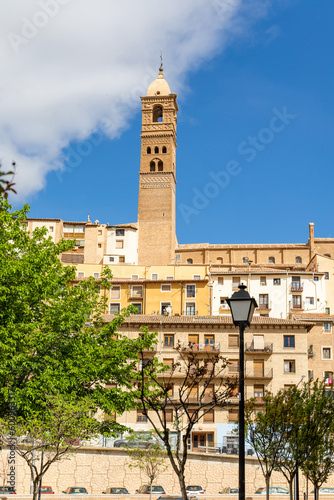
left=245, top=390, right=293, bottom=500
left=1, top=395, right=102, bottom=500
left=0, top=199, right=157, bottom=464
left=127, top=432, right=168, bottom=500
left=0, top=163, right=16, bottom=199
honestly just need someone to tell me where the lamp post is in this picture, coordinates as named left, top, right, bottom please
left=227, top=284, right=258, bottom=500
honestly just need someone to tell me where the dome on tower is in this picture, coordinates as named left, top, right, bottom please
left=146, top=66, right=171, bottom=96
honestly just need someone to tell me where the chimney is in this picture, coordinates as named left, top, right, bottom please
left=309, top=222, right=315, bottom=257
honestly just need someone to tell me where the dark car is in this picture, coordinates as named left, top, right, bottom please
left=40, top=486, right=55, bottom=494
left=0, top=487, right=16, bottom=494
left=136, top=485, right=166, bottom=494
left=62, top=487, right=88, bottom=494
left=157, top=497, right=198, bottom=500
left=103, top=488, right=130, bottom=495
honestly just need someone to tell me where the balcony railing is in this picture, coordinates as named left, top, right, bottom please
left=245, top=343, right=273, bottom=354
left=245, top=368, right=273, bottom=379
left=308, top=345, right=314, bottom=356
left=290, top=282, right=303, bottom=292
left=181, top=342, right=220, bottom=352
left=258, top=301, right=272, bottom=310
left=183, top=310, right=198, bottom=316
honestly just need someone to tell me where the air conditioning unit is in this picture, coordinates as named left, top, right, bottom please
left=220, top=304, right=228, bottom=309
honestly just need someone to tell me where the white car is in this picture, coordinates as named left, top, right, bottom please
left=186, top=486, right=205, bottom=495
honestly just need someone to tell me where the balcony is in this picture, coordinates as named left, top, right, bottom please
left=245, top=369, right=273, bottom=380
left=245, top=343, right=273, bottom=354
left=290, top=282, right=304, bottom=292
left=308, top=345, right=314, bottom=357
left=257, top=301, right=272, bottom=311
left=181, top=342, right=220, bottom=352
left=183, top=310, right=198, bottom=316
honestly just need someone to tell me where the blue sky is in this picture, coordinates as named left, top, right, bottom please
left=4, top=1, right=334, bottom=245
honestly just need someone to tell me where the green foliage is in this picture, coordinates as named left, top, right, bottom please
left=0, top=164, right=16, bottom=200
left=0, top=199, right=157, bottom=427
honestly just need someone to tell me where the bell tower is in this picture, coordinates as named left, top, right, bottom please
left=137, top=66, right=178, bottom=266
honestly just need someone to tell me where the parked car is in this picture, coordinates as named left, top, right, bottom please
left=0, top=487, right=16, bottom=494
left=136, top=485, right=166, bottom=494
left=114, top=438, right=152, bottom=449
left=219, top=488, right=239, bottom=494
left=186, top=486, right=205, bottom=495
left=62, top=487, right=88, bottom=494
left=157, top=496, right=198, bottom=500
left=40, top=486, right=55, bottom=494
left=255, top=487, right=289, bottom=495
left=311, top=488, right=334, bottom=495
left=102, top=488, right=130, bottom=495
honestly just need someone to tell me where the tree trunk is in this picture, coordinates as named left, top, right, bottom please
left=149, top=481, right=152, bottom=500
left=315, top=486, right=319, bottom=500
left=179, top=471, right=188, bottom=500
left=289, top=478, right=294, bottom=500
left=33, top=476, right=40, bottom=500
left=265, top=475, right=270, bottom=500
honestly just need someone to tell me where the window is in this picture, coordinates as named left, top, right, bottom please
left=284, top=336, right=295, bottom=348
left=49, top=226, right=54, bottom=233
left=78, top=272, right=85, bottom=278
left=269, top=257, right=275, bottom=264
left=228, top=409, right=238, bottom=422
left=204, top=335, right=215, bottom=349
left=154, top=146, right=159, bottom=154
left=97, top=243, right=101, bottom=248
left=323, top=348, right=332, bottom=360
left=132, top=302, right=142, bottom=314
left=259, top=294, right=269, bottom=308
left=165, top=409, right=173, bottom=422
left=147, top=147, right=151, bottom=154
left=98, top=229, right=102, bottom=236
left=119, top=256, right=125, bottom=263
left=161, top=284, right=171, bottom=292
left=296, top=257, right=302, bottom=263
left=203, top=410, right=214, bottom=423
left=166, top=276, right=174, bottom=280
left=176, top=254, right=180, bottom=263
left=115, top=240, right=124, bottom=249
left=228, top=335, right=239, bottom=348
left=232, top=277, right=240, bottom=289
left=193, top=275, right=201, bottom=280
left=229, top=360, right=239, bottom=373
left=109, top=303, right=120, bottom=314
left=292, top=295, right=301, bottom=308
left=220, top=297, right=228, bottom=308
left=158, top=160, right=163, bottom=171
left=185, top=302, right=196, bottom=315
left=151, top=273, right=158, bottom=281
left=242, top=257, right=248, bottom=264
left=109, top=257, right=114, bottom=262
left=324, top=323, right=332, bottom=332
left=186, top=285, right=196, bottom=298
left=291, top=276, right=301, bottom=291
left=131, top=285, right=143, bottom=298
left=161, top=302, right=171, bottom=315
left=153, top=105, right=163, bottom=122
left=150, top=161, right=155, bottom=172
left=164, top=334, right=174, bottom=347
left=163, top=358, right=173, bottom=369
left=254, top=385, right=264, bottom=400
left=324, top=372, right=334, bottom=382
left=325, top=272, right=330, bottom=280
left=218, top=277, right=224, bottom=285
left=131, top=274, right=139, bottom=280
left=187, top=259, right=193, bottom=264
left=273, top=278, right=281, bottom=285
left=136, top=410, right=147, bottom=422
left=260, top=276, right=267, bottom=286
left=306, top=297, right=314, bottom=305
left=92, top=273, right=99, bottom=280
left=284, top=360, right=295, bottom=373
left=162, top=146, right=167, bottom=154
left=325, top=307, right=331, bottom=314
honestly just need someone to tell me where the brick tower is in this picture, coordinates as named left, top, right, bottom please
left=137, top=66, right=178, bottom=265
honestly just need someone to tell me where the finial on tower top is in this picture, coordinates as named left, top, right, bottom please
left=159, top=50, right=163, bottom=74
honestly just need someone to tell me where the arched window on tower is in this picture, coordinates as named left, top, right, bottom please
left=162, top=146, right=167, bottom=153
left=147, top=147, right=151, bottom=154
left=187, top=259, right=193, bottom=264
left=269, top=257, right=275, bottom=264
left=296, top=256, right=302, bottom=264
left=150, top=161, right=155, bottom=172
left=158, top=160, right=163, bottom=171
left=154, top=146, right=159, bottom=154
left=153, top=105, right=163, bottom=122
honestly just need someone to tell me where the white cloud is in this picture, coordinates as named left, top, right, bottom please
left=0, top=0, right=269, bottom=200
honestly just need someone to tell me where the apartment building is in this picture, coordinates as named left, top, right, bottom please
left=105, top=314, right=311, bottom=452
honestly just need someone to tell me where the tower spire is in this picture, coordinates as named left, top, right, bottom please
left=159, top=50, right=163, bottom=74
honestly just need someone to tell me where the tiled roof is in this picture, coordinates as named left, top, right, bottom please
left=292, top=313, right=334, bottom=321
left=102, top=314, right=313, bottom=327
left=210, top=268, right=323, bottom=275
left=113, top=222, right=138, bottom=230
left=177, top=243, right=308, bottom=250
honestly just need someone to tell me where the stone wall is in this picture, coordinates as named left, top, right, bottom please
left=4, top=447, right=334, bottom=496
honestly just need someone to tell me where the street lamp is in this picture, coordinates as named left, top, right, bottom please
left=226, top=284, right=258, bottom=500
